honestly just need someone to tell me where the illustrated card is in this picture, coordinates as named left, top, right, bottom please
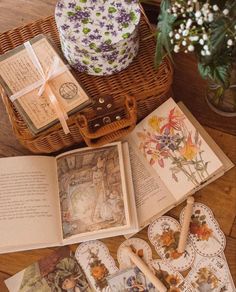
left=5, top=246, right=92, bottom=292
left=151, top=259, right=194, bottom=291
left=56, top=143, right=131, bottom=239
left=128, top=98, right=223, bottom=200
left=75, top=240, right=118, bottom=292
left=186, top=256, right=228, bottom=292
left=180, top=203, right=226, bottom=257
left=148, top=216, right=195, bottom=271
left=107, top=267, right=156, bottom=292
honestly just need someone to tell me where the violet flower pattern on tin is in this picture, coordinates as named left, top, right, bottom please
left=55, top=0, right=140, bottom=75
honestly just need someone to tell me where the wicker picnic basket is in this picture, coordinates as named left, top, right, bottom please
left=0, top=9, right=173, bottom=153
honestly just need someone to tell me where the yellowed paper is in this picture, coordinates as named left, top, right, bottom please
left=0, top=156, right=62, bottom=253
left=127, top=140, right=175, bottom=228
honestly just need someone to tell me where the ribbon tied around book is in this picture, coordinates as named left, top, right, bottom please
left=9, top=41, right=70, bottom=134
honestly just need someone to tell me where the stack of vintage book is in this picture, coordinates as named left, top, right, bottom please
left=0, top=98, right=233, bottom=254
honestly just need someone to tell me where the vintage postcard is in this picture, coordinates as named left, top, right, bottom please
left=180, top=203, right=226, bottom=257
left=75, top=240, right=118, bottom=292
left=128, top=98, right=223, bottom=200
left=5, top=246, right=92, bottom=292
left=56, top=143, right=131, bottom=239
left=148, top=216, right=195, bottom=271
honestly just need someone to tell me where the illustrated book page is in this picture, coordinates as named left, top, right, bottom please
left=0, top=156, right=62, bottom=254
left=5, top=246, right=93, bottom=292
left=56, top=141, right=139, bottom=244
left=126, top=98, right=233, bottom=232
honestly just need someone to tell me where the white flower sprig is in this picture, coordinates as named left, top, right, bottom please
left=166, top=0, right=235, bottom=56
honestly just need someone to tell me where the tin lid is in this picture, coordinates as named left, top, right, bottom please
left=55, top=0, right=141, bottom=53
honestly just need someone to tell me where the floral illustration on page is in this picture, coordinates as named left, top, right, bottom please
left=137, top=106, right=209, bottom=186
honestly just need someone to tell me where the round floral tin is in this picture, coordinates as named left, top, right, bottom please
left=55, top=0, right=141, bottom=75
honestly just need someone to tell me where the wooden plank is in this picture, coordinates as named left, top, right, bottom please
left=225, top=236, right=236, bottom=283
left=173, top=53, right=236, bottom=136
left=0, top=272, right=10, bottom=292
left=231, top=217, right=236, bottom=239
left=0, top=0, right=57, bottom=33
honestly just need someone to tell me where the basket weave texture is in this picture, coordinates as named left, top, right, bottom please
left=0, top=11, right=173, bottom=153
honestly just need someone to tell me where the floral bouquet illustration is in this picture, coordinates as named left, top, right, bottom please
left=154, top=223, right=186, bottom=261
left=137, top=107, right=209, bottom=186
left=153, top=263, right=181, bottom=291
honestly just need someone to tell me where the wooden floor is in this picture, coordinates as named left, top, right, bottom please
left=0, top=1, right=235, bottom=291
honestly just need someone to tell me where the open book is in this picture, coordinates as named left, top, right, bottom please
left=0, top=98, right=233, bottom=254
left=0, top=142, right=139, bottom=254
left=126, top=98, right=233, bottom=232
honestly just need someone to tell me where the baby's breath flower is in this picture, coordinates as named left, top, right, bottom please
left=213, top=5, right=219, bottom=11
left=174, top=45, right=180, bottom=53
left=189, top=36, right=199, bottom=42
left=169, top=31, right=173, bottom=37
left=203, top=34, right=208, bottom=41
left=188, top=45, right=194, bottom=52
left=186, top=19, right=192, bottom=29
left=227, top=39, right=233, bottom=46
left=199, top=39, right=204, bottom=45
left=175, top=33, right=180, bottom=40
left=182, top=30, right=189, bottom=36
left=201, top=50, right=206, bottom=56
left=197, top=18, right=203, bottom=25
left=206, top=50, right=211, bottom=56
left=208, top=13, right=214, bottom=22
left=203, top=44, right=209, bottom=51
left=195, top=11, right=201, bottom=18
left=182, top=40, right=187, bottom=46
left=223, top=9, right=229, bottom=16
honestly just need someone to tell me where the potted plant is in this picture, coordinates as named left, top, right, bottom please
left=154, top=0, right=236, bottom=116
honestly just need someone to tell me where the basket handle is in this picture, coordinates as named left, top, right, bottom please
left=76, top=94, right=137, bottom=147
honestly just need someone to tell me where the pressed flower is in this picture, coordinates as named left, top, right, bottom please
left=180, top=134, right=199, bottom=160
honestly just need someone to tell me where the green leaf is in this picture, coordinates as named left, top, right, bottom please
left=89, top=43, right=96, bottom=50
left=67, top=11, right=75, bottom=16
left=108, top=7, right=117, bottom=13
left=198, top=62, right=230, bottom=87
left=155, top=0, right=176, bottom=67
left=75, top=5, right=82, bottom=11
left=93, top=67, right=102, bottom=73
left=122, top=33, right=130, bottom=39
left=82, top=18, right=89, bottom=24
left=130, top=11, right=137, bottom=22
left=80, top=0, right=87, bottom=2
left=83, top=27, right=91, bottom=34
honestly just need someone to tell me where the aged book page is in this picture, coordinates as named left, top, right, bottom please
left=128, top=98, right=223, bottom=202
left=127, top=140, right=175, bottom=229
left=56, top=142, right=138, bottom=244
left=0, top=156, right=62, bottom=253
